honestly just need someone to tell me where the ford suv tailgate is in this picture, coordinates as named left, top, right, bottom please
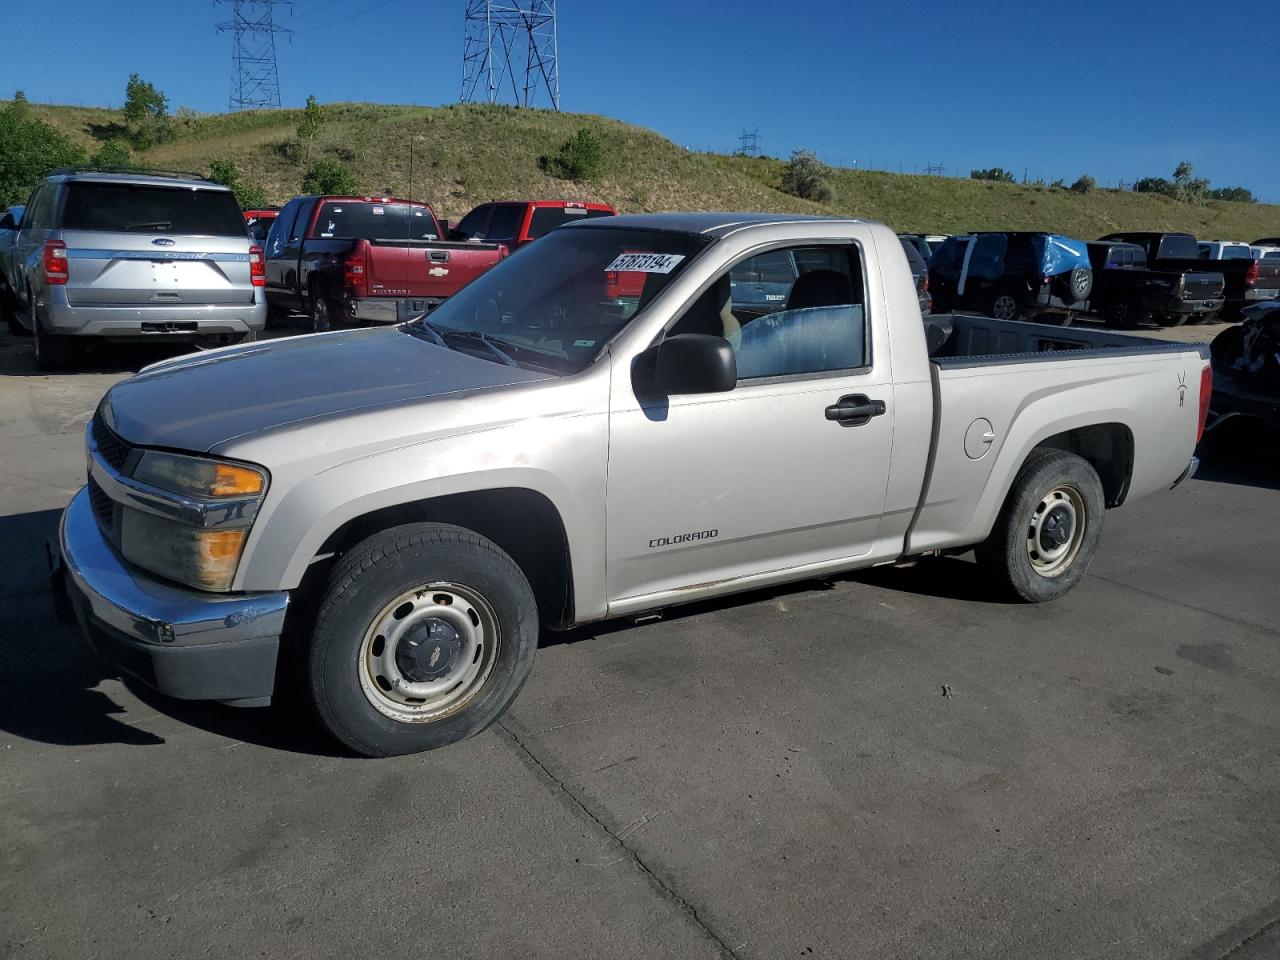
left=60, top=181, right=252, bottom=307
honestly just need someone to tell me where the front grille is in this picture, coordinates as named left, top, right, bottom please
left=87, top=477, right=116, bottom=533
left=91, top=413, right=132, bottom=472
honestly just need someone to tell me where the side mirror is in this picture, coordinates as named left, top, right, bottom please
left=637, top=334, right=736, bottom=396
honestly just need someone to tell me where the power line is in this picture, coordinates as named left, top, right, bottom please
left=737, top=129, right=761, bottom=157
left=215, top=0, right=291, bottom=110
left=461, top=1, right=560, bottom=111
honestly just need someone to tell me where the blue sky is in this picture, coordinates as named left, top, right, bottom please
left=4, top=0, right=1279, bottom=200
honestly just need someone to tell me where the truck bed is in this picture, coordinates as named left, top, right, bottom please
left=909, top=312, right=1208, bottom=555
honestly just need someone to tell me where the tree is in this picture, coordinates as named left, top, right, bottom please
left=10, top=90, right=30, bottom=118
left=1208, top=186, right=1255, bottom=203
left=1171, top=160, right=1208, bottom=203
left=301, top=158, right=357, bottom=195
left=122, top=73, right=172, bottom=148
left=91, top=139, right=133, bottom=169
left=780, top=149, right=834, bottom=202
left=1133, top=176, right=1173, bottom=196
left=1070, top=174, right=1096, bottom=194
left=296, top=95, right=324, bottom=165
left=208, top=158, right=268, bottom=210
left=0, top=101, right=86, bottom=204
left=970, top=167, right=1016, bottom=183
left=545, top=128, right=606, bottom=181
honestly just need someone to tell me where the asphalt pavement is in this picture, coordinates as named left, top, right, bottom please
left=1, top=324, right=1277, bottom=960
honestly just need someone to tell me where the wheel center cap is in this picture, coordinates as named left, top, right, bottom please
left=396, top=618, right=463, bottom=682
left=1040, top=508, right=1073, bottom=549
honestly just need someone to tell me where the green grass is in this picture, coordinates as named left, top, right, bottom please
left=14, top=99, right=1280, bottom=237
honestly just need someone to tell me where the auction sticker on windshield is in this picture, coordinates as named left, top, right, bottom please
left=605, top=252, right=685, bottom=274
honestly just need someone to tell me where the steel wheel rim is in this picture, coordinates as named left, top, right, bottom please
left=357, top=582, right=501, bottom=722
left=993, top=295, right=1018, bottom=320
left=1026, top=484, right=1086, bottom=577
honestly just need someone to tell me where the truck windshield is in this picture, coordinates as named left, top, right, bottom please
left=407, top=227, right=710, bottom=374
left=313, top=201, right=439, bottom=241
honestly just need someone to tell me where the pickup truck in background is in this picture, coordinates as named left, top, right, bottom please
left=449, top=199, right=616, bottom=249
left=264, top=194, right=508, bottom=331
left=58, top=212, right=1209, bottom=757
left=1085, top=240, right=1224, bottom=327
left=1100, top=231, right=1280, bottom=319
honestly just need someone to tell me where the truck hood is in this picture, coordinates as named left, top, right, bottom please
left=100, top=327, right=554, bottom=452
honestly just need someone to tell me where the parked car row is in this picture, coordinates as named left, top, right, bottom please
left=0, top=166, right=621, bottom=369
left=901, top=228, right=1280, bottom=328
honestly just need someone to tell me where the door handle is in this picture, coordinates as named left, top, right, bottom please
left=428, top=250, right=450, bottom=263
left=824, top=394, right=887, bottom=426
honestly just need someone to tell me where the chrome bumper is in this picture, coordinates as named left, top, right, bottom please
left=347, top=296, right=445, bottom=324
left=57, top=487, right=289, bottom=706
left=1170, top=456, right=1199, bottom=490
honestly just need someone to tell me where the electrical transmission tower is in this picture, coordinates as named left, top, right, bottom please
left=737, top=129, right=761, bottom=157
left=215, top=0, right=290, bottom=110
left=460, top=1, right=560, bottom=111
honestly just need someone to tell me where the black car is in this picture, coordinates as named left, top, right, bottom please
left=928, top=232, right=1093, bottom=322
left=899, top=238, right=931, bottom=314
left=1085, top=241, right=1225, bottom=327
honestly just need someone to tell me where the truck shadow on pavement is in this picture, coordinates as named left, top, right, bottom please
left=1195, top=421, right=1280, bottom=491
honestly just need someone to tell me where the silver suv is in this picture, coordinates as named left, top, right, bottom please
left=9, top=170, right=267, bottom=370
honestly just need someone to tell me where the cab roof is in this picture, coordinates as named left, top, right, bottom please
left=566, top=211, right=873, bottom=239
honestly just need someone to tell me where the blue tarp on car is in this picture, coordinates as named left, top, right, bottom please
left=1034, top=234, right=1090, bottom=277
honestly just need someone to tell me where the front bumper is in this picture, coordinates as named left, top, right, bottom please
left=57, top=487, right=289, bottom=706
left=346, top=296, right=445, bottom=324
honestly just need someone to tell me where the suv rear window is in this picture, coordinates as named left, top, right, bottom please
left=313, top=202, right=439, bottom=241
left=61, top=183, right=246, bottom=236
left=527, top=205, right=613, bottom=240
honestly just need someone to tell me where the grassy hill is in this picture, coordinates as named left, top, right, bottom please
left=16, top=99, right=1280, bottom=238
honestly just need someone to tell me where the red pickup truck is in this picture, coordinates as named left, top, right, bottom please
left=448, top=200, right=616, bottom=250
left=264, top=195, right=507, bottom=330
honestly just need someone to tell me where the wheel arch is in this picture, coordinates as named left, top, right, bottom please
left=307, top=487, right=575, bottom=630
left=1032, top=422, right=1135, bottom=507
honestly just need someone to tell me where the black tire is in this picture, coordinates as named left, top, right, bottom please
left=33, top=316, right=76, bottom=371
left=1104, top=299, right=1148, bottom=329
left=309, top=284, right=336, bottom=333
left=986, top=289, right=1023, bottom=322
left=305, top=522, right=540, bottom=757
left=1051, top=266, right=1093, bottom=305
left=1157, top=312, right=1189, bottom=328
left=974, top=449, right=1105, bottom=602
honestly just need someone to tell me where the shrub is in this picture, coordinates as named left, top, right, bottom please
left=1133, top=176, right=1173, bottom=196
left=780, top=149, right=834, bottom=202
left=546, top=128, right=606, bottom=181
left=301, top=158, right=357, bottom=195
left=91, top=139, right=133, bottom=170
left=970, top=167, right=1016, bottom=183
left=296, top=94, right=324, bottom=165
left=1070, top=174, right=1096, bottom=194
left=122, top=73, right=173, bottom=148
left=208, top=158, right=268, bottom=210
left=0, top=102, right=86, bottom=204
left=1208, top=186, right=1255, bottom=203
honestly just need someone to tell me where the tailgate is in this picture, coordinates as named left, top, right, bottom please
left=1251, top=260, right=1280, bottom=299
left=1182, top=271, right=1225, bottom=300
left=63, top=231, right=254, bottom=306
left=403, top=241, right=505, bottom=298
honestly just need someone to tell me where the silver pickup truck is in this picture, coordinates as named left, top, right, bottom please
left=56, top=213, right=1210, bottom=757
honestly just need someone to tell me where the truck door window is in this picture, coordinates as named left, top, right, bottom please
left=449, top=206, right=492, bottom=241
left=290, top=199, right=316, bottom=242
left=484, top=204, right=522, bottom=242
left=678, top=245, right=865, bottom=381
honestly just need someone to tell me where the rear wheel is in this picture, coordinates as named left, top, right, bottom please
left=987, top=290, right=1023, bottom=322
left=1105, top=299, right=1148, bottom=329
left=309, top=285, right=336, bottom=333
left=975, top=449, right=1105, bottom=602
left=305, top=522, right=540, bottom=757
left=1157, top=313, right=1189, bottom=328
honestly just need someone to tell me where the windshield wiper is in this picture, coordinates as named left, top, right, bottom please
left=127, top=221, right=172, bottom=231
left=411, top=318, right=519, bottom=367
left=444, top=329, right=519, bottom=367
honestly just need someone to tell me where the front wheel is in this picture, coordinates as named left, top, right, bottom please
left=305, top=523, right=540, bottom=757
left=975, top=449, right=1105, bottom=602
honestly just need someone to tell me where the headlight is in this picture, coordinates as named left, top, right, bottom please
left=120, top=510, right=248, bottom=592
left=120, top=452, right=267, bottom=592
left=133, top=451, right=265, bottom=498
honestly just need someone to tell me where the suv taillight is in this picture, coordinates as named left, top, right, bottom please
left=344, top=240, right=370, bottom=298
left=249, top=245, right=265, bottom=287
left=42, top=240, right=68, bottom=285
left=1197, top=364, right=1213, bottom=443
left=1244, top=259, right=1260, bottom=286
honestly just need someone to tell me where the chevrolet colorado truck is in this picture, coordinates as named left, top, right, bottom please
left=56, top=213, right=1209, bottom=757
left=263, top=194, right=507, bottom=331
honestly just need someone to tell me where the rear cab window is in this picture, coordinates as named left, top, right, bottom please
left=61, top=183, right=246, bottom=236
left=1158, top=235, right=1199, bottom=259
left=312, top=201, right=439, bottom=241
left=527, top=204, right=614, bottom=240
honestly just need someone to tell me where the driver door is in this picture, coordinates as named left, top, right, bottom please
left=605, top=241, right=895, bottom=609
